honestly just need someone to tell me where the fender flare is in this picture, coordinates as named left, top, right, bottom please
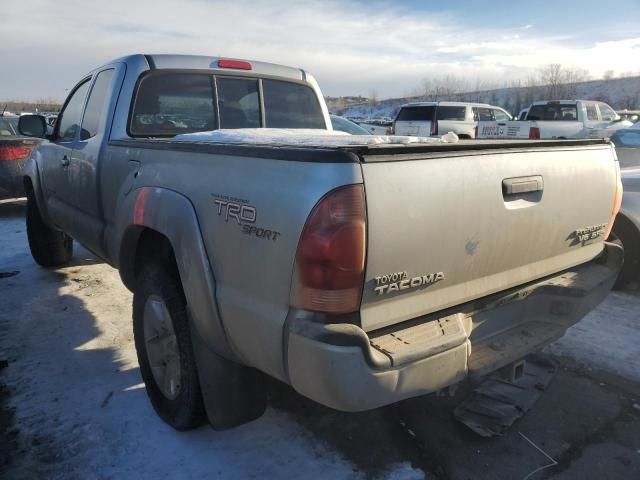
left=23, top=154, right=54, bottom=227
left=116, top=186, right=237, bottom=362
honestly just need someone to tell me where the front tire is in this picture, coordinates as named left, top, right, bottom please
left=133, top=261, right=205, bottom=430
left=26, top=193, right=73, bottom=267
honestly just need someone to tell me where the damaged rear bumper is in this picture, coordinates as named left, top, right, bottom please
left=285, top=242, right=623, bottom=412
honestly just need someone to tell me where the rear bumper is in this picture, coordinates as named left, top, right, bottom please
left=286, top=242, right=623, bottom=411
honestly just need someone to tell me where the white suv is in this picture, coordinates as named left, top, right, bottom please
left=392, top=101, right=512, bottom=138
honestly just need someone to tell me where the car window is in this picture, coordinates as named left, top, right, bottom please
left=130, top=73, right=216, bottom=137
left=80, top=69, right=114, bottom=140
left=493, top=109, right=511, bottom=121
left=436, top=106, right=466, bottom=121
left=527, top=104, right=577, bottom=121
left=263, top=79, right=325, bottom=128
left=612, top=130, right=640, bottom=147
left=598, top=103, right=617, bottom=121
left=0, top=117, right=19, bottom=136
left=57, top=80, right=91, bottom=142
left=396, top=106, right=435, bottom=122
left=586, top=105, right=599, bottom=121
left=216, top=77, right=260, bottom=129
left=473, top=108, right=494, bottom=121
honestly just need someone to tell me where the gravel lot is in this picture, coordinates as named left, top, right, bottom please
left=1, top=197, right=639, bottom=479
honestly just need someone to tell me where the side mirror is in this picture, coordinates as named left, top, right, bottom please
left=18, top=115, right=48, bottom=138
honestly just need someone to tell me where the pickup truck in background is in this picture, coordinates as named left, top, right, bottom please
left=392, top=101, right=512, bottom=139
left=18, top=54, right=623, bottom=432
left=477, top=100, right=632, bottom=139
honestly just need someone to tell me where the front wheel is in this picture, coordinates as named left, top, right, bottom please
left=26, top=192, right=73, bottom=267
left=133, top=261, right=205, bottom=430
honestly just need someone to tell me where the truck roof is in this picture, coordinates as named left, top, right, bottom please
left=104, top=54, right=307, bottom=81
left=530, top=99, right=603, bottom=106
left=399, top=101, right=497, bottom=108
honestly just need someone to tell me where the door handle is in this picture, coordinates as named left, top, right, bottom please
left=502, top=175, right=543, bottom=196
left=61, top=155, right=70, bottom=167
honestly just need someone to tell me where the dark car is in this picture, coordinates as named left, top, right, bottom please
left=0, top=116, right=41, bottom=199
left=330, top=115, right=372, bottom=135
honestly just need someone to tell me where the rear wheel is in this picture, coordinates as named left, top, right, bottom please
left=609, top=216, right=640, bottom=289
left=133, top=261, right=205, bottom=430
left=26, top=192, right=73, bottom=267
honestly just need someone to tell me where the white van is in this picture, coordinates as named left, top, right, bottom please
left=392, top=101, right=512, bottom=138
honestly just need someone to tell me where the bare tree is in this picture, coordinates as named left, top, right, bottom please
left=602, top=70, right=615, bottom=81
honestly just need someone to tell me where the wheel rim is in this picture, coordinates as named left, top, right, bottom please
left=143, top=294, right=182, bottom=400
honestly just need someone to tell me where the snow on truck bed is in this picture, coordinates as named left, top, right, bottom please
left=174, top=128, right=459, bottom=146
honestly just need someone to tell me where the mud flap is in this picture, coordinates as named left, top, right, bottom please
left=191, top=326, right=267, bottom=430
left=454, top=355, right=557, bottom=437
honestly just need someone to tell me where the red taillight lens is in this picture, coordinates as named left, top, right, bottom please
left=529, top=126, right=540, bottom=139
left=0, top=146, right=31, bottom=161
left=217, top=59, right=252, bottom=70
left=292, top=185, right=366, bottom=314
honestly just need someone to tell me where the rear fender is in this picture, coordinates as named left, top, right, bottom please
left=117, top=186, right=236, bottom=361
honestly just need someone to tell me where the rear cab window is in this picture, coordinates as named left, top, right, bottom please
left=527, top=104, right=578, bottom=121
left=129, top=71, right=325, bottom=137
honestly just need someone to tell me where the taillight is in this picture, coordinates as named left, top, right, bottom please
left=291, top=185, right=366, bottom=314
left=0, top=146, right=31, bottom=161
left=217, top=59, right=252, bottom=70
left=604, top=159, right=623, bottom=239
left=529, top=126, right=540, bottom=139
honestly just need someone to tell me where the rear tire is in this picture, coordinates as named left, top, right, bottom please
left=26, top=193, right=73, bottom=267
left=609, top=217, right=640, bottom=289
left=133, top=261, right=205, bottom=430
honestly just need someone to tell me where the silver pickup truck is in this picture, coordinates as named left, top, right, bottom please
left=18, top=54, right=623, bottom=431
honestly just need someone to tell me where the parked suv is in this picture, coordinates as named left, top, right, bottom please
left=392, top=101, right=511, bottom=138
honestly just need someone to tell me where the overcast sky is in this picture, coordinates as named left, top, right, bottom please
left=2, top=0, right=639, bottom=101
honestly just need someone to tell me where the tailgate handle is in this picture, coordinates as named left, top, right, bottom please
left=502, top=176, right=543, bottom=196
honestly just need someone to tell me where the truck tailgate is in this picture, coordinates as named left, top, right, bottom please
left=359, top=143, right=617, bottom=332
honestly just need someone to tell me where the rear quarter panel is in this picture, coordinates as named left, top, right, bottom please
left=110, top=147, right=362, bottom=381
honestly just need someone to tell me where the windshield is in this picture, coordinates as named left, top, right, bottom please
left=0, top=117, right=19, bottom=136
left=527, top=104, right=578, bottom=121
left=331, top=116, right=371, bottom=135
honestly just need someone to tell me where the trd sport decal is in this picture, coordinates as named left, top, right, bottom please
left=212, top=193, right=281, bottom=241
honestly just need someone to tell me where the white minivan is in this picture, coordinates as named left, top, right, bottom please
left=392, top=101, right=512, bottom=138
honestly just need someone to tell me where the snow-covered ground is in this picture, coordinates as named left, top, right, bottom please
left=1, top=197, right=639, bottom=479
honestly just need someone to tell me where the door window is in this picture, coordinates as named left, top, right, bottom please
left=598, top=103, right=617, bottom=121
left=57, top=80, right=91, bottom=142
left=473, top=108, right=494, bottom=121
left=80, top=69, right=114, bottom=140
left=436, top=106, right=466, bottom=121
left=492, top=109, right=511, bottom=121
left=586, top=105, right=599, bottom=121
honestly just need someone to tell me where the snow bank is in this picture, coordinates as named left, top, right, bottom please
left=174, top=128, right=458, bottom=146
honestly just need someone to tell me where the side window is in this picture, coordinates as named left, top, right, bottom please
left=586, top=105, right=599, bottom=121
left=477, top=108, right=494, bottom=121
left=216, top=77, right=260, bottom=129
left=130, top=73, right=216, bottom=137
left=598, top=104, right=616, bottom=121
left=57, top=80, right=91, bottom=142
left=262, top=80, right=325, bottom=128
left=80, top=69, right=114, bottom=140
left=493, top=109, right=511, bottom=121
